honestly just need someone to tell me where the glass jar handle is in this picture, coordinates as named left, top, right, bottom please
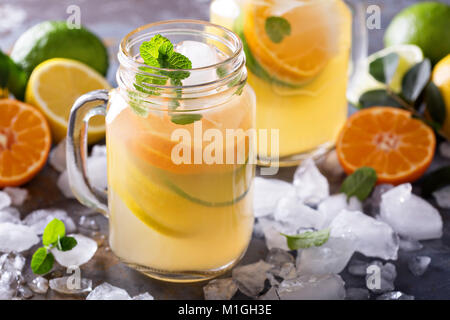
left=66, top=89, right=109, bottom=216
left=346, top=0, right=368, bottom=100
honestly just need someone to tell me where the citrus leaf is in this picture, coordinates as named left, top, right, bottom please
left=401, top=59, right=431, bottom=102
left=282, top=229, right=330, bottom=250
left=358, top=89, right=402, bottom=108
left=421, top=166, right=450, bottom=197
left=31, top=248, right=54, bottom=275
left=369, top=52, right=399, bottom=84
left=265, top=16, right=291, bottom=43
left=42, top=218, right=66, bottom=246
left=425, top=81, right=447, bottom=126
left=340, top=167, right=377, bottom=201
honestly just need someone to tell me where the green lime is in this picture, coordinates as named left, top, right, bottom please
left=384, top=2, right=450, bottom=65
left=0, top=50, right=27, bottom=100
left=11, top=21, right=109, bottom=77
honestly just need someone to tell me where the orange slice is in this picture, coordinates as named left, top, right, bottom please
left=336, top=107, right=436, bottom=185
left=0, top=99, right=51, bottom=187
left=243, top=0, right=341, bottom=85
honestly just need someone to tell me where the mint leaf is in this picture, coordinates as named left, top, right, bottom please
left=282, top=229, right=330, bottom=250
left=42, top=218, right=66, bottom=246
left=140, top=34, right=169, bottom=63
left=57, top=236, right=78, bottom=252
left=369, top=52, right=399, bottom=84
left=31, top=248, right=54, bottom=275
left=265, top=16, right=291, bottom=43
left=170, top=113, right=203, bottom=125
left=340, top=167, right=377, bottom=201
left=167, top=52, right=192, bottom=70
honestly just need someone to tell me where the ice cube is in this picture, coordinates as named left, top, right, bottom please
left=232, top=260, right=273, bottom=297
left=91, top=145, right=107, bottom=158
left=265, top=248, right=295, bottom=277
left=49, top=139, right=67, bottom=172
left=78, top=216, right=99, bottom=230
left=439, top=141, right=450, bottom=159
left=399, top=238, right=423, bottom=252
left=380, top=184, right=443, bottom=240
left=364, top=184, right=393, bottom=215
left=16, top=285, right=33, bottom=299
left=277, top=274, right=345, bottom=300
left=274, top=193, right=325, bottom=230
left=132, top=292, right=154, bottom=300
left=318, top=150, right=346, bottom=182
left=0, top=209, right=21, bottom=224
left=277, top=262, right=297, bottom=280
left=86, top=282, right=131, bottom=300
left=253, top=177, right=295, bottom=218
left=346, top=288, right=370, bottom=300
left=293, top=159, right=329, bottom=206
left=0, top=223, right=39, bottom=252
left=0, top=252, right=25, bottom=272
left=330, top=210, right=399, bottom=260
left=23, top=209, right=76, bottom=235
left=0, top=252, right=26, bottom=300
left=203, top=278, right=238, bottom=300
left=366, top=261, right=397, bottom=293
left=57, top=171, right=75, bottom=199
left=347, top=259, right=369, bottom=276
left=296, top=235, right=356, bottom=275
left=408, top=256, right=431, bottom=276
left=175, top=41, right=219, bottom=86
left=3, top=187, right=28, bottom=207
left=28, top=276, right=49, bottom=294
left=0, top=191, right=12, bottom=210
left=51, top=234, right=98, bottom=267
left=257, top=218, right=289, bottom=251
left=376, top=291, right=414, bottom=300
left=318, top=194, right=362, bottom=227
left=258, top=286, right=280, bottom=300
left=87, top=154, right=108, bottom=192
left=49, top=276, right=92, bottom=294
left=432, top=186, right=450, bottom=209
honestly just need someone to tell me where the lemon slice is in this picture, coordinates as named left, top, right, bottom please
left=25, top=58, right=111, bottom=143
left=347, top=44, right=424, bottom=106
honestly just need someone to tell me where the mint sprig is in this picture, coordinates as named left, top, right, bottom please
left=30, top=218, right=78, bottom=275
left=135, top=34, right=202, bottom=125
left=282, top=229, right=330, bottom=250
left=265, top=16, right=291, bottom=43
left=340, top=167, right=377, bottom=201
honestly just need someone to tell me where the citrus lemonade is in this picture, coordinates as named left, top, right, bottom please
left=211, top=0, right=352, bottom=163
left=106, top=87, right=254, bottom=279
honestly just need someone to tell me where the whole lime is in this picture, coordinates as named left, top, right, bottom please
left=384, top=1, right=450, bottom=65
left=11, top=21, right=109, bottom=77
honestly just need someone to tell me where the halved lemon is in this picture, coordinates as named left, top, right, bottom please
left=25, top=58, right=111, bottom=144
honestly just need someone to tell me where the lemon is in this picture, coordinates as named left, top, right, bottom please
left=347, top=44, right=424, bottom=106
left=25, top=58, right=111, bottom=144
left=384, top=2, right=450, bottom=65
left=432, top=54, right=450, bottom=138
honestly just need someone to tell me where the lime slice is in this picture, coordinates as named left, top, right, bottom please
left=347, top=44, right=424, bottom=106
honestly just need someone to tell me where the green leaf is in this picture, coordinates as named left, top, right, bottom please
left=57, top=236, right=78, bottom=252
left=282, top=229, right=330, bottom=250
left=425, top=81, right=447, bottom=126
left=358, top=89, right=403, bottom=108
left=421, top=166, right=450, bottom=197
left=216, top=66, right=227, bottom=79
left=170, top=113, right=203, bottom=125
left=167, top=52, right=192, bottom=70
left=265, top=16, right=291, bottom=43
left=340, top=167, right=377, bottom=201
left=401, top=59, right=431, bottom=102
left=140, top=34, right=170, bottom=63
left=0, top=51, right=10, bottom=88
left=42, top=218, right=66, bottom=246
left=369, top=52, right=399, bottom=84
left=31, top=248, right=54, bottom=275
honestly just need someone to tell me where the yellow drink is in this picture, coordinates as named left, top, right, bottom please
left=106, top=87, right=255, bottom=280
left=211, top=0, right=352, bottom=162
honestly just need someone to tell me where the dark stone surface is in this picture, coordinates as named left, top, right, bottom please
left=2, top=0, right=450, bottom=300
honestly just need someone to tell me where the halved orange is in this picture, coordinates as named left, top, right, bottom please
left=243, top=0, right=343, bottom=85
left=336, top=107, right=436, bottom=185
left=0, top=99, right=51, bottom=187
